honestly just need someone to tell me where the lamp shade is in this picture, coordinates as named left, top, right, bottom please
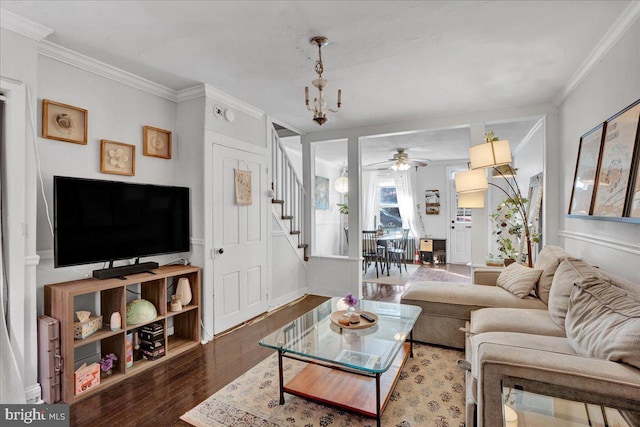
left=334, top=176, right=349, bottom=193
left=457, top=191, right=485, bottom=208
left=454, top=169, right=488, bottom=193
left=469, top=140, right=512, bottom=169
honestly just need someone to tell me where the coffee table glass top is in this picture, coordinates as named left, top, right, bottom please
left=259, top=298, right=421, bottom=374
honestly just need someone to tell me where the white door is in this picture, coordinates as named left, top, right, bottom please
left=212, top=143, right=268, bottom=333
left=448, top=178, right=472, bottom=264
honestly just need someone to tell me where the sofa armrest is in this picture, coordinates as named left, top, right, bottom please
left=473, top=269, right=501, bottom=286
left=475, top=341, right=640, bottom=427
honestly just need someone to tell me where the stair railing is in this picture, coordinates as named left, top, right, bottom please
left=271, top=130, right=306, bottom=252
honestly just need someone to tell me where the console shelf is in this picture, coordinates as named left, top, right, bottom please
left=45, top=265, right=201, bottom=403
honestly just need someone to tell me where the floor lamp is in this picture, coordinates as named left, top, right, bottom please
left=455, top=131, right=535, bottom=268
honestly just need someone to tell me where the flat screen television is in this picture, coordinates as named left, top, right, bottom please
left=54, top=176, right=190, bottom=271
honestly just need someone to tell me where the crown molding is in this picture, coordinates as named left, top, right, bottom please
left=512, top=117, right=544, bottom=155
left=177, top=83, right=264, bottom=120
left=0, top=9, right=52, bottom=41
left=38, top=40, right=177, bottom=102
left=556, top=1, right=640, bottom=104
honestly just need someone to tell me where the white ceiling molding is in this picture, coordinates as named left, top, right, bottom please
left=178, top=84, right=264, bottom=120
left=38, top=40, right=177, bottom=102
left=512, top=118, right=544, bottom=156
left=204, top=84, right=264, bottom=120
left=0, top=8, right=52, bottom=41
left=176, top=84, right=206, bottom=102
left=556, top=1, right=640, bottom=105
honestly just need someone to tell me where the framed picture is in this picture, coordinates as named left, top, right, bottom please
left=143, top=125, right=172, bottom=159
left=592, top=100, right=640, bottom=217
left=568, top=124, right=605, bottom=215
left=42, top=99, right=88, bottom=145
left=314, top=176, right=329, bottom=210
left=100, top=140, right=135, bottom=176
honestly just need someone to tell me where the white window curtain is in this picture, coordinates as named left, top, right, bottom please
left=361, top=170, right=378, bottom=231
left=393, top=170, right=420, bottom=244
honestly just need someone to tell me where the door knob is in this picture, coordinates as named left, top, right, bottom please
left=218, top=248, right=224, bottom=254
left=451, top=226, right=455, bottom=229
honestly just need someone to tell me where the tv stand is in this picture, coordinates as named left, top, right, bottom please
left=92, top=261, right=160, bottom=280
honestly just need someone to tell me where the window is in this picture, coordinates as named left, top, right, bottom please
left=379, top=186, right=402, bottom=229
left=456, top=195, right=473, bottom=222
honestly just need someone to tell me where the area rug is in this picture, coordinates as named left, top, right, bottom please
left=181, top=342, right=465, bottom=427
left=362, top=263, right=419, bottom=285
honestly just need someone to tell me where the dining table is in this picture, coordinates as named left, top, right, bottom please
left=374, top=233, right=403, bottom=276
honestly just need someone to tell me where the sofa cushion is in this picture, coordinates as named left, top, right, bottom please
left=566, top=275, right=640, bottom=369
left=534, top=245, right=572, bottom=304
left=548, top=258, right=604, bottom=330
left=402, top=281, right=547, bottom=319
left=496, top=263, right=542, bottom=298
left=470, top=308, right=565, bottom=337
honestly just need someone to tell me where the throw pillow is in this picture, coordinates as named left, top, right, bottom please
left=565, top=275, right=640, bottom=369
left=548, top=258, right=604, bottom=330
left=534, top=245, right=571, bottom=305
left=496, top=263, right=542, bottom=298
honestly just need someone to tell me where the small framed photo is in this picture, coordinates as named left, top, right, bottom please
left=100, top=140, right=135, bottom=176
left=143, top=125, right=172, bottom=159
left=42, top=99, right=88, bottom=145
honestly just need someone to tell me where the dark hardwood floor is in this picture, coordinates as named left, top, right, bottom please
left=70, top=263, right=469, bottom=427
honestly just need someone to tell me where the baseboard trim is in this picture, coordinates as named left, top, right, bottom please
left=558, top=230, right=640, bottom=255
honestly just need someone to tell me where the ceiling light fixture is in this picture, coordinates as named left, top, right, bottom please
left=305, top=36, right=341, bottom=126
left=334, top=166, right=349, bottom=193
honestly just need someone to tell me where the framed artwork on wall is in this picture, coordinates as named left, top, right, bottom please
left=425, top=189, right=440, bottom=215
left=568, top=124, right=605, bottom=215
left=314, top=176, right=329, bottom=210
left=42, top=99, right=88, bottom=145
left=100, top=140, right=135, bottom=176
left=591, top=100, right=640, bottom=217
left=143, top=125, right=172, bottom=159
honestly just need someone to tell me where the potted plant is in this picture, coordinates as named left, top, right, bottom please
left=489, top=197, right=524, bottom=265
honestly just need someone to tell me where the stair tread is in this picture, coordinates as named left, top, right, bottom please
left=290, top=230, right=301, bottom=235
left=281, top=215, right=294, bottom=219
left=298, top=244, right=309, bottom=248
left=272, top=199, right=284, bottom=204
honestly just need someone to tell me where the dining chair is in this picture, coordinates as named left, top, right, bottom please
left=362, top=230, right=385, bottom=278
left=387, top=229, right=410, bottom=273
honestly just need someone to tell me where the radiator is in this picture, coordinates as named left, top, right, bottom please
left=404, top=238, right=417, bottom=262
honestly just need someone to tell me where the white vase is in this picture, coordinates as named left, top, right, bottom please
left=176, top=278, right=192, bottom=306
left=110, top=312, right=121, bottom=331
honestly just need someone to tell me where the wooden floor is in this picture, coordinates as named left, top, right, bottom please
left=70, top=263, right=470, bottom=427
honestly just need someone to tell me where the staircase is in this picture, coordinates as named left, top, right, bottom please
left=271, top=129, right=308, bottom=261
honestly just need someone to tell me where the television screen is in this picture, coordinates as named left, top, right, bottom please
left=54, top=176, right=190, bottom=267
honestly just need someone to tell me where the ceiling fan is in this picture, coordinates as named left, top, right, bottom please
left=366, top=149, right=429, bottom=171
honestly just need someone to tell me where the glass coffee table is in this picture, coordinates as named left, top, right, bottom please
left=259, top=298, right=422, bottom=427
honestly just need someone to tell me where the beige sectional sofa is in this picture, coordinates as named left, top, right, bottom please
left=401, top=246, right=640, bottom=427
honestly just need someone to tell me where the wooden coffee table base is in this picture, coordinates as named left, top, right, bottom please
left=281, top=343, right=410, bottom=425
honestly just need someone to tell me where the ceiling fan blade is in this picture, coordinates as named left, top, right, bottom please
left=365, top=159, right=394, bottom=166
left=411, top=160, right=429, bottom=167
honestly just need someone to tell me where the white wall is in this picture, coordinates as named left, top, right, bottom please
left=414, top=162, right=451, bottom=239
left=313, top=160, right=342, bottom=256
left=35, top=55, right=182, bottom=307
left=558, top=17, right=640, bottom=282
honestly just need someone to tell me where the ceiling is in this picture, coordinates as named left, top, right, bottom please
left=1, top=1, right=629, bottom=165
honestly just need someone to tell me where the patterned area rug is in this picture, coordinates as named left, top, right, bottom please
left=181, top=343, right=465, bottom=427
left=362, top=263, right=420, bottom=285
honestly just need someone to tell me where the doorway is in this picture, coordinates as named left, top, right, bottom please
left=447, top=166, right=472, bottom=264
left=211, top=143, right=268, bottom=333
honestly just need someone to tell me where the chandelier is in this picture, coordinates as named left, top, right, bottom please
left=305, top=36, right=341, bottom=125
